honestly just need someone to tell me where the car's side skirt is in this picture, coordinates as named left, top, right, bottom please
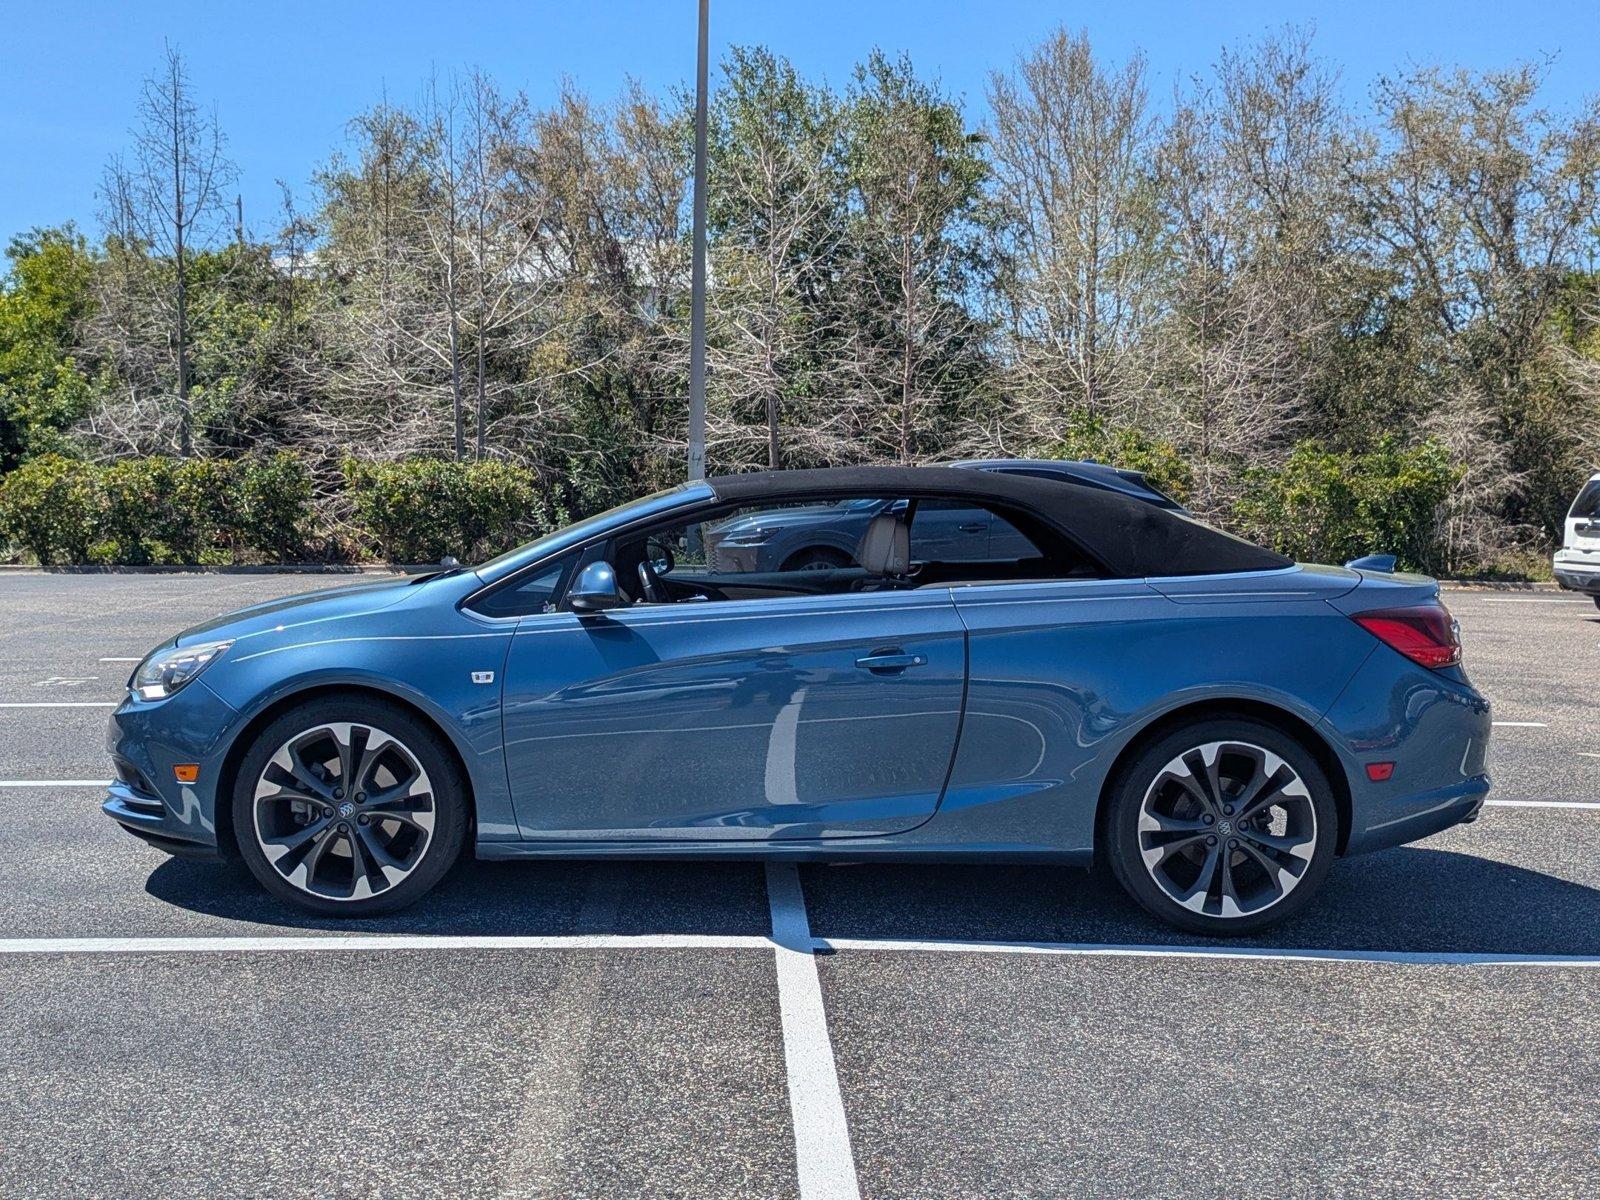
left=474, top=838, right=1095, bottom=866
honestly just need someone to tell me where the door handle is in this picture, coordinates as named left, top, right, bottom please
left=957, top=523, right=986, bottom=533
left=855, top=649, right=927, bottom=673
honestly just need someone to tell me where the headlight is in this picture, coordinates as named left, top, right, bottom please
left=723, top=529, right=770, bottom=544
left=130, top=639, right=233, bottom=700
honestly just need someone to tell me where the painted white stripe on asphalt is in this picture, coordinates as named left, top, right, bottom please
left=820, top=938, right=1600, bottom=969
left=1479, top=597, right=1589, bottom=604
left=0, top=780, right=110, bottom=788
left=1485, top=799, right=1600, bottom=810
left=3, top=933, right=1594, bottom=972
left=98, top=657, right=141, bottom=663
left=0, top=701, right=116, bottom=708
left=766, top=862, right=862, bottom=1200
left=0, top=934, right=774, bottom=955
left=1492, top=721, right=1547, bottom=727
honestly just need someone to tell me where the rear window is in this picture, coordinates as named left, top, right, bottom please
left=1570, top=479, right=1600, bottom=520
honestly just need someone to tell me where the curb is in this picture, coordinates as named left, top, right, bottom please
left=0, top=564, right=417, bottom=576
left=1438, top=579, right=1559, bottom=592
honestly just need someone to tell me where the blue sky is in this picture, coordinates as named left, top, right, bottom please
left=2, top=0, right=1597, bottom=246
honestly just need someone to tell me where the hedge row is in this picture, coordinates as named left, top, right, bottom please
left=0, top=443, right=1459, bottom=570
left=0, top=454, right=560, bottom=566
left=0, top=453, right=313, bottom=565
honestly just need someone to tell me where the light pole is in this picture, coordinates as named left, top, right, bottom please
left=687, top=0, right=709, bottom=481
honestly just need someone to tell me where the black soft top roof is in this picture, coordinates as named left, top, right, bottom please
left=707, top=466, right=1290, bottom=578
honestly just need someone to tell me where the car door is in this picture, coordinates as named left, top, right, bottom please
left=498, top=587, right=967, bottom=841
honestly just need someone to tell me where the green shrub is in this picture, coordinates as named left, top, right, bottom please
left=344, top=457, right=552, bottom=563
left=234, top=453, right=312, bottom=558
left=0, top=453, right=99, bottom=563
left=1233, top=437, right=1461, bottom=572
left=0, top=452, right=314, bottom=565
left=1033, top=415, right=1194, bottom=504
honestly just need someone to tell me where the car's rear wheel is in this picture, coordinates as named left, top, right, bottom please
left=232, top=697, right=467, bottom=916
left=1104, top=718, right=1338, bottom=936
left=1592, top=595, right=1600, bottom=611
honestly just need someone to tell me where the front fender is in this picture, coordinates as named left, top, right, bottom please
left=202, top=627, right=519, bottom=841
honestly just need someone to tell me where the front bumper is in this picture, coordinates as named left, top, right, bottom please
left=100, top=679, right=241, bottom=855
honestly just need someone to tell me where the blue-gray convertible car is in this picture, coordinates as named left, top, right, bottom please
left=102, top=465, right=1491, bottom=933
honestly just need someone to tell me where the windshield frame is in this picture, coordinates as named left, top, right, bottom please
left=472, top=482, right=714, bottom=587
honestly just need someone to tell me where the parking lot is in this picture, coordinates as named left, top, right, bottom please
left=1, top=573, right=1597, bottom=1198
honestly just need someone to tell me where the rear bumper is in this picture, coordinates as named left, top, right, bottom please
left=1320, top=647, right=1493, bottom=856
left=1552, top=552, right=1600, bottom=593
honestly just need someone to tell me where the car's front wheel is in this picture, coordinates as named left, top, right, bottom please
left=1104, top=718, right=1338, bottom=936
left=232, top=697, right=467, bottom=916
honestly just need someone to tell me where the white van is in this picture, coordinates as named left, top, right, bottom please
left=1553, top=472, right=1600, bottom=608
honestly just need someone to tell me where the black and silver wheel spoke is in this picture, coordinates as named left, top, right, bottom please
left=1138, top=739, right=1319, bottom=921
left=252, top=722, right=436, bottom=903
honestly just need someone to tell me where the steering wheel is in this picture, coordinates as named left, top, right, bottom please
left=636, top=537, right=675, bottom=603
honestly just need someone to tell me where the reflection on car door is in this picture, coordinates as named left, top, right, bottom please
left=498, top=589, right=967, bottom=841
left=911, top=499, right=992, bottom=561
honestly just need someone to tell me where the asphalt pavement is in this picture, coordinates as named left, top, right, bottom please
left=0, top=573, right=1596, bottom=1198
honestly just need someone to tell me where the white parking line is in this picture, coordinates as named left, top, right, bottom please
left=0, top=934, right=774, bottom=955
left=1492, top=721, right=1546, bottom=727
left=0, top=780, right=110, bottom=788
left=98, top=657, right=141, bottom=663
left=1485, top=799, right=1600, bottom=811
left=0, top=702, right=117, bottom=709
left=820, top=938, right=1600, bottom=969
left=1478, top=597, right=1589, bottom=604
left=766, top=862, right=862, bottom=1200
left=1, top=931, right=1595, bottom=972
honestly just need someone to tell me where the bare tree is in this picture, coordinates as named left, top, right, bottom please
left=95, top=44, right=237, bottom=455
left=1351, top=61, right=1600, bottom=533
left=841, top=52, right=991, bottom=464
left=988, top=29, right=1159, bottom=433
left=701, top=48, right=848, bottom=469
left=1144, top=29, right=1350, bottom=508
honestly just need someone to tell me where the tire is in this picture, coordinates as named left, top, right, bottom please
left=1592, top=595, right=1600, bottom=612
left=781, top=546, right=851, bottom=572
left=1104, top=717, right=1338, bottom=936
left=232, top=696, right=468, bottom=916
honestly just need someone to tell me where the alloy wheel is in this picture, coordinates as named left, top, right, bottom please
left=251, top=722, right=437, bottom=902
left=1136, top=740, right=1318, bottom=920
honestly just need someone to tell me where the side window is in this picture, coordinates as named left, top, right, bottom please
left=1570, top=480, right=1600, bottom=520
left=697, top=499, right=885, bottom=575
left=470, top=550, right=579, bottom=619
left=608, top=497, right=895, bottom=604
left=910, top=500, right=1039, bottom=563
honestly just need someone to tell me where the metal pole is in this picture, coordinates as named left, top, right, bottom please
left=687, top=0, right=709, bottom=482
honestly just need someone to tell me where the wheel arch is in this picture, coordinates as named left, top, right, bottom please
left=779, top=542, right=854, bottom=570
left=1092, top=698, right=1354, bottom=859
left=212, top=682, right=478, bottom=859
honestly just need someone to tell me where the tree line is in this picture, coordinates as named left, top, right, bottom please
left=2, top=29, right=1598, bottom=572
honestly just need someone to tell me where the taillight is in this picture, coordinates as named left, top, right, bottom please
left=1352, top=604, right=1461, bottom=669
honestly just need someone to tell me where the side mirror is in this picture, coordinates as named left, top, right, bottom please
left=568, top=560, right=626, bottom=613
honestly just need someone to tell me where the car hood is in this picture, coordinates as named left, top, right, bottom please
left=173, top=577, right=421, bottom=647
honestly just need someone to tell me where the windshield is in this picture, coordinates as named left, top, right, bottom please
left=473, top=482, right=712, bottom=583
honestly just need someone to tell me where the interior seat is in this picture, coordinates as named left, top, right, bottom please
left=853, top=514, right=911, bottom=590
